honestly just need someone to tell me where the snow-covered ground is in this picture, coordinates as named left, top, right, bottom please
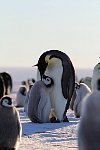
left=11, top=79, right=80, bottom=150
left=17, top=107, right=79, bottom=150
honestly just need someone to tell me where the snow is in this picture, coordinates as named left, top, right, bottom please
left=17, top=107, right=79, bottom=150
left=10, top=84, right=80, bottom=150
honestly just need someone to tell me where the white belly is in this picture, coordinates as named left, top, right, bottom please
left=45, top=59, right=67, bottom=121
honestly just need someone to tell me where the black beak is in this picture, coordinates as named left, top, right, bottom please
left=32, top=63, right=38, bottom=67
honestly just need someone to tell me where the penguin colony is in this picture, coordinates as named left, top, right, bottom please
left=1, top=51, right=100, bottom=149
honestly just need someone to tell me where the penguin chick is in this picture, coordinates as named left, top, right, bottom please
left=24, top=84, right=33, bottom=116
left=70, top=82, right=91, bottom=118
left=28, top=75, right=54, bottom=123
left=0, top=96, right=22, bottom=149
left=78, top=78, right=100, bottom=150
left=16, top=86, right=27, bottom=107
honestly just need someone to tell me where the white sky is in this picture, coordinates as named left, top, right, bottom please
left=0, top=0, right=100, bottom=69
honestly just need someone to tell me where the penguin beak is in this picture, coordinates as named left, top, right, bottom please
left=32, top=63, right=38, bottom=67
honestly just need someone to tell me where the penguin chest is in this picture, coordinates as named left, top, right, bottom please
left=45, top=59, right=67, bottom=120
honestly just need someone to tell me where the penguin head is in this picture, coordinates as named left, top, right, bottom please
left=42, top=75, right=54, bottom=87
left=93, top=62, right=100, bottom=78
left=35, top=50, right=64, bottom=80
left=19, top=86, right=27, bottom=96
left=0, top=96, right=13, bottom=108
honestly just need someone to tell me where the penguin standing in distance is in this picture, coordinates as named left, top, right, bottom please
left=24, top=84, right=33, bottom=116
left=35, top=50, right=75, bottom=122
left=0, top=95, right=22, bottom=149
left=16, top=86, right=27, bottom=107
left=28, top=75, right=54, bottom=123
left=78, top=78, right=100, bottom=150
left=91, top=62, right=100, bottom=91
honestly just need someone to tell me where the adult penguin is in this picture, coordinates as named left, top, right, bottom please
left=28, top=75, right=54, bottom=123
left=35, top=50, right=75, bottom=122
left=0, top=74, right=5, bottom=98
left=0, top=95, right=22, bottom=149
left=1, top=72, right=13, bottom=95
left=91, top=62, right=100, bottom=91
left=78, top=78, right=100, bottom=150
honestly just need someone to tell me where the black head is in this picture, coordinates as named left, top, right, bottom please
left=35, top=50, right=68, bottom=80
left=42, top=75, right=54, bottom=87
left=35, top=51, right=49, bottom=80
left=0, top=96, right=13, bottom=107
left=20, top=87, right=27, bottom=96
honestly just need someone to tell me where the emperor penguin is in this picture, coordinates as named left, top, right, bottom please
left=35, top=50, right=75, bottom=122
left=70, top=82, right=91, bottom=118
left=28, top=75, right=54, bottom=123
left=0, top=95, right=22, bottom=149
left=1, top=72, right=13, bottom=95
left=91, top=62, right=100, bottom=91
left=78, top=78, right=100, bottom=150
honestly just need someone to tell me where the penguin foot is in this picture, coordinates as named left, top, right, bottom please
left=63, top=116, right=69, bottom=122
left=50, top=117, right=60, bottom=123
left=75, top=115, right=80, bottom=118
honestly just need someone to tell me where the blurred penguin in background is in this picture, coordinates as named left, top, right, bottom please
left=24, top=84, right=33, bottom=116
left=70, top=82, right=91, bottom=118
left=16, top=85, right=27, bottom=107
left=91, top=62, right=100, bottom=91
left=80, top=76, right=92, bottom=90
left=28, top=75, right=54, bottom=123
left=78, top=78, right=100, bottom=150
left=1, top=72, right=13, bottom=95
left=0, top=95, right=22, bottom=149
left=35, top=50, right=75, bottom=122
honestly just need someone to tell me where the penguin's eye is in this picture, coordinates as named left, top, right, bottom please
left=2, top=99, right=9, bottom=106
left=43, top=77, right=51, bottom=86
left=46, top=78, right=51, bottom=82
left=3, top=99, right=8, bottom=104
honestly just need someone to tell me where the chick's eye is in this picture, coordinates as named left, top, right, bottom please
left=4, top=99, right=8, bottom=103
left=46, top=78, right=50, bottom=81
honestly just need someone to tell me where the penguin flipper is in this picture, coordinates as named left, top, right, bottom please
left=62, top=60, right=75, bottom=100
